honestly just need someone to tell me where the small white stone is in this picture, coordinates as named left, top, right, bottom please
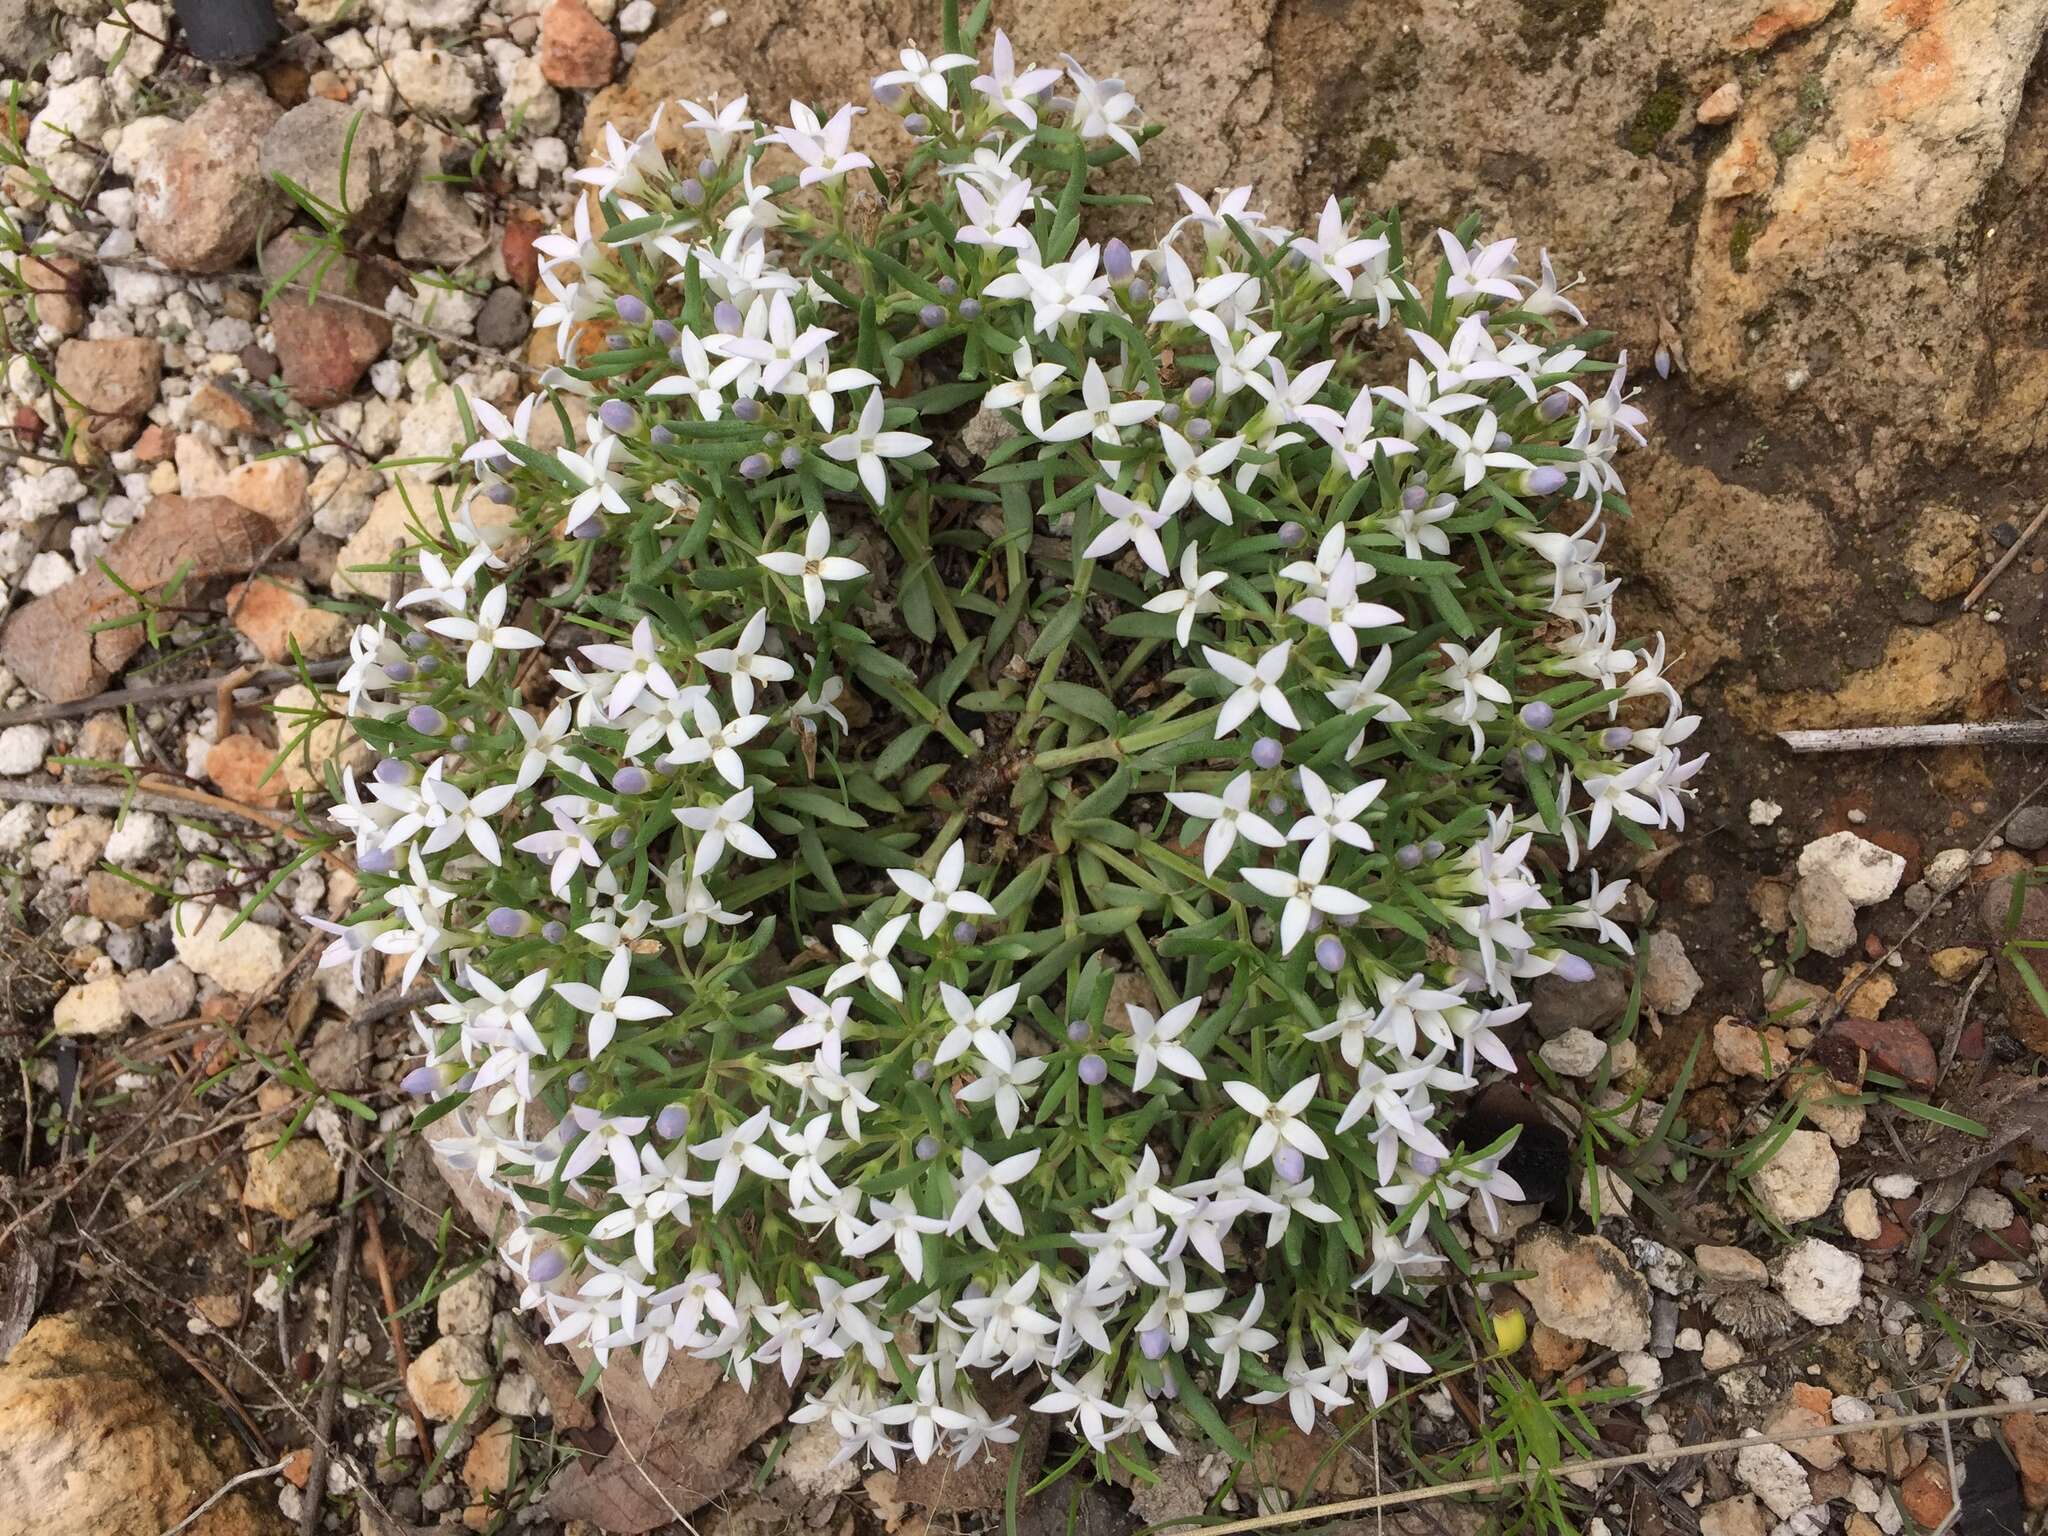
left=619, top=0, right=655, bottom=30
left=1796, top=831, right=1906, bottom=908
left=1735, top=1440, right=1811, bottom=1519
left=1538, top=1027, right=1608, bottom=1078
left=1926, top=847, right=1971, bottom=889
left=1748, top=798, right=1782, bottom=827
left=171, top=900, right=287, bottom=995
left=1775, top=1239, right=1863, bottom=1325
left=1702, top=1329, right=1743, bottom=1370
left=1962, top=1187, right=2016, bottom=1232
left=1872, top=1173, right=1918, bottom=1200
left=1754, top=1129, right=1839, bottom=1224
left=0, top=722, right=51, bottom=775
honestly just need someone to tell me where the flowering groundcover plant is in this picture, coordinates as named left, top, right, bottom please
left=325, top=4, right=1702, bottom=1484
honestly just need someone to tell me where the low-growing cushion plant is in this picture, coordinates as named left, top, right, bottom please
left=326, top=4, right=1701, bottom=1478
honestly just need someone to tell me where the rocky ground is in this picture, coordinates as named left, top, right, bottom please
left=0, top=1, right=2046, bottom=1534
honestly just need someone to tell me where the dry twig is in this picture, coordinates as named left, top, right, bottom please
left=1963, top=502, right=2048, bottom=610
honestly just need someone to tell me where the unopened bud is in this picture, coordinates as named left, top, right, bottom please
left=614, top=294, right=648, bottom=325
left=1104, top=237, right=1134, bottom=280
left=1521, top=465, right=1567, bottom=497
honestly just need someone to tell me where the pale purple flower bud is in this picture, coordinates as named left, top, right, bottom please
left=919, top=303, right=946, bottom=329
left=615, top=765, right=650, bottom=795
left=656, top=1105, right=690, bottom=1139
left=1540, top=390, right=1573, bottom=421
left=650, top=424, right=674, bottom=446
left=1521, top=700, right=1555, bottom=729
left=1555, top=952, right=1596, bottom=984
left=449, top=733, right=470, bottom=752
left=1267, top=793, right=1289, bottom=817
left=874, top=81, right=905, bottom=108
left=1521, top=466, right=1567, bottom=496
left=713, top=299, right=743, bottom=333
left=614, top=294, right=649, bottom=325
left=761, top=430, right=782, bottom=448
left=1252, top=736, right=1283, bottom=770
left=571, top=516, right=603, bottom=539
left=455, top=1071, right=476, bottom=1092
left=403, top=630, right=432, bottom=651
left=739, top=453, right=771, bottom=479
left=780, top=445, right=803, bottom=470
left=915, top=1134, right=940, bottom=1160
left=528, top=1247, right=568, bottom=1284
left=1078, top=1053, right=1108, bottom=1086
left=1602, top=726, right=1634, bottom=750
left=1065, top=1020, right=1089, bottom=1043
left=958, top=298, right=981, bottom=320
left=1654, top=345, right=1672, bottom=380
left=904, top=112, right=929, bottom=135
left=1335, top=911, right=1360, bottom=929
left=599, top=399, right=637, bottom=433
left=651, top=319, right=678, bottom=345
left=1185, top=416, right=1211, bottom=440
left=1521, top=741, right=1548, bottom=764
left=609, top=827, right=632, bottom=849
left=913, top=1058, right=934, bottom=1082
left=359, top=847, right=396, bottom=874
left=604, top=332, right=627, bottom=350
left=1104, top=237, right=1134, bottom=280
left=1139, top=1326, right=1170, bottom=1360
left=1401, top=482, right=1428, bottom=511
left=1315, top=935, right=1345, bottom=973
left=732, top=397, right=762, bottom=422
left=1396, top=843, right=1423, bottom=869
left=1423, top=838, right=1445, bottom=860
left=374, top=756, right=409, bottom=785
left=1274, top=1147, right=1306, bottom=1183
left=698, top=155, right=720, bottom=179
left=485, top=481, right=516, bottom=504
left=1185, top=376, right=1215, bottom=407
left=936, top=276, right=959, bottom=297
left=487, top=906, right=528, bottom=938
left=415, top=654, right=441, bottom=675
left=952, top=920, right=976, bottom=943
left=1159, top=402, right=1180, bottom=425
left=1277, top=520, right=1305, bottom=548
left=401, top=1065, right=443, bottom=1095
left=1126, top=277, right=1150, bottom=303
left=1408, top=1152, right=1441, bottom=1176
left=406, top=705, right=444, bottom=734
left=383, top=660, right=414, bottom=682
left=678, top=177, right=704, bottom=204
left=567, top=1071, right=589, bottom=1091
left=542, top=921, right=567, bottom=943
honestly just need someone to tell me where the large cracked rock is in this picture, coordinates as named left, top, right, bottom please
left=0, top=1313, right=283, bottom=1536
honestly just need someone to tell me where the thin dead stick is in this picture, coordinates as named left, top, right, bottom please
left=0, top=775, right=354, bottom=873
left=299, top=1146, right=363, bottom=1536
left=157, top=1458, right=292, bottom=1536
left=359, top=1198, right=434, bottom=1458
left=1163, top=1397, right=2039, bottom=1536
left=1963, top=502, right=2048, bottom=610
left=0, top=659, right=349, bottom=729
left=1778, top=719, right=2048, bottom=753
